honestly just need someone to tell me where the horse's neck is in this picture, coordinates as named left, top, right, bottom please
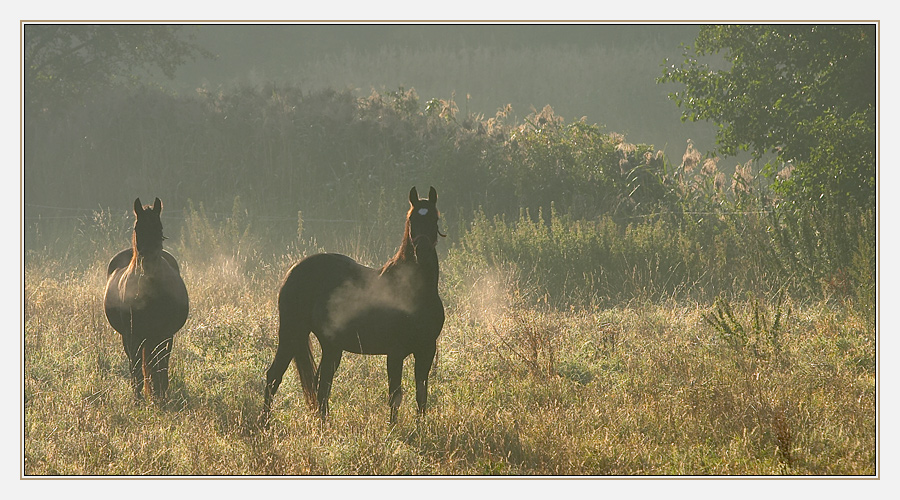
left=384, top=250, right=439, bottom=291
left=380, top=228, right=439, bottom=289
left=416, top=248, right=440, bottom=290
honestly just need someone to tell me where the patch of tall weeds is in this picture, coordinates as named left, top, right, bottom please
left=177, top=196, right=261, bottom=272
left=700, top=293, right=834, bottom=472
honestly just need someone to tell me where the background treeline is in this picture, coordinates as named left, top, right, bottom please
left=24, top=82, right=875, bottom=322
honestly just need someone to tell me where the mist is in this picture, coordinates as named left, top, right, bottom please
left=168, top=24, right=714, bottom=153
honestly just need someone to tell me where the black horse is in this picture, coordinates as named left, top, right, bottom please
left=104, top=198, right=189, bottom=401
left=264, top=187, right=445, bottom=423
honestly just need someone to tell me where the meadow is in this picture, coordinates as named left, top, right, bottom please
left=23, top=212, right=875, bottom=476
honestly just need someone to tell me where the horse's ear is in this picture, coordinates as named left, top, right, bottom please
left=153, top=197, right=162, bottom=214
left=409, top=186, right=419, bottom=206
left=428, top=186, right=437, bottom=204
left=134, top=198, right=143, bottom=215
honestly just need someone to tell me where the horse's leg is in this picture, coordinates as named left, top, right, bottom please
left=148, top=336, right=173, bottom=402
left=414, top=342, right=437, bottom=417
left=387, top=354, right=404, bottom=424
left=264, top=333, right=296, bottom=418
left=315, top=347, right=343, bottom=420
left=122, top=332, right=144, bottom=400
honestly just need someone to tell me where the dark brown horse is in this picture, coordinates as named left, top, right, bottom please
left=264, top=186, right=445, bottom=423
left=104, top=198, right=189, bottom=401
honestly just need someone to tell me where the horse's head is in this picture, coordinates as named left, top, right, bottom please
left=406, top=186, right=443, bottom=255
left=132, top=197, right=166, bottom=256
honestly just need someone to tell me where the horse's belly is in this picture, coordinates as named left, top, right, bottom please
left=324, top=306, right=420, bottom=355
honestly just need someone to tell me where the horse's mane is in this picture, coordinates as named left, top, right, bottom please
left=379, top=208, right=415, bottom=276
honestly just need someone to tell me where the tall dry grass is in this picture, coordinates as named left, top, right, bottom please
left=24, top=245, right=875, bottom=476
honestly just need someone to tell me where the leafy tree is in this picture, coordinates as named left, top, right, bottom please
left=24, top=24, right=211, bottom=113
left=659, top=24, right=876, bottom=208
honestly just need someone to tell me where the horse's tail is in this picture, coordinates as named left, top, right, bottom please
left=294, top=331, right=318, bottom=410
left=276, top=279, right=318, bottom=411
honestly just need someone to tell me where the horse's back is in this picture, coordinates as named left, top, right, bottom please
left=292, top=252, right=365, bottom=273
left=281, top=253, right=372, bottom=294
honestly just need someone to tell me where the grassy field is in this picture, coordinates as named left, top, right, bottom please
left=23, top=248, right=876, bottom=476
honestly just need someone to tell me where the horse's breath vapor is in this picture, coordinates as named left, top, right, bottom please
left=324, top=264, right=418, bottom=333
left=461, top=265, right=516, bottom=328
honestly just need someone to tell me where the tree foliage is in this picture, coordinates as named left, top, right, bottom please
left=24, top=25, right=210, bottom=113
left=660, top=24, right=876, bottom=208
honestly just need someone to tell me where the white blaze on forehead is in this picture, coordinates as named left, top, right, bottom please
left=418, top=208, right=429, bottom=215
